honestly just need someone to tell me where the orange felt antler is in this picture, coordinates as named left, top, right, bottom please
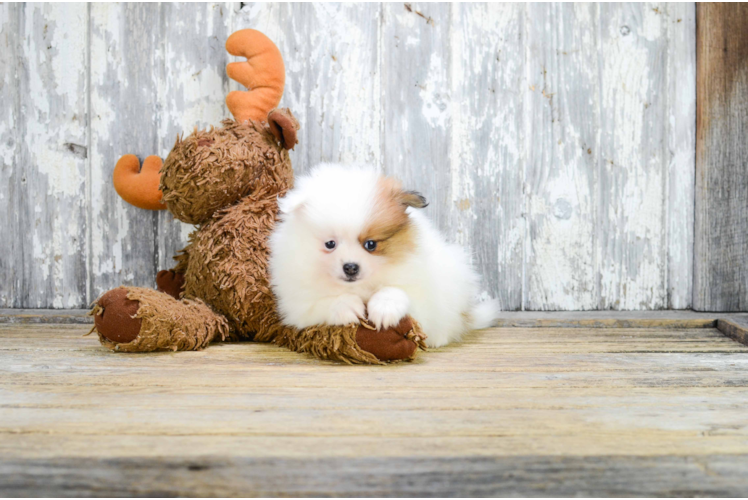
left=225, top=29, right=285, bottom=123
left=112, top=155, right=166, bottom=210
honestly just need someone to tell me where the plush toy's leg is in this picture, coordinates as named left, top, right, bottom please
left=272, top=316, right=427, bottom=364
left=90, top=286, right=230, bottom=352
left=156, top=241, right=190, bottom=299
left=156, top=269, right=185, bottom=299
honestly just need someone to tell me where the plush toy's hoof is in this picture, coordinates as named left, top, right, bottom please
left=355, top=316, right=421, bottom=362
left=93, top=288, right=142, bottom=344
left=156, top=269, right=185, bottom=299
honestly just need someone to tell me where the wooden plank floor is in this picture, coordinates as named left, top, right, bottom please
left=2, top=321, right=748, bottom=496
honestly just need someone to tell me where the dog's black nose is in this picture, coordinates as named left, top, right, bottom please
left=343, top=263, right=359, bottom=277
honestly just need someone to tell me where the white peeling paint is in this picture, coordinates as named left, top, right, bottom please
left=419, top=52, right=450, bottom=130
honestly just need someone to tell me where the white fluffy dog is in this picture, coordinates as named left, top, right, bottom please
left=269, top=163, right=498, bottom=348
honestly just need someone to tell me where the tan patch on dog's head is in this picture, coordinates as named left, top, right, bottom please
left=359, top=176, right=427, bottom=261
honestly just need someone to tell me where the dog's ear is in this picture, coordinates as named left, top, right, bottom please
left=399, top=190, right=428, bottom=209
left=277, top=189, right=305, bottom=214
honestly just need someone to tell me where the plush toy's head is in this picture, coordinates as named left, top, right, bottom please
left=161, top=110, right=298, bottom=225
left=112, top=29, right=298, bottom=217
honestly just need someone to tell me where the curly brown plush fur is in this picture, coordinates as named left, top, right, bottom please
left=161, top=119, right=294, bottom=225
left=90, top=111, right=425, bottom=364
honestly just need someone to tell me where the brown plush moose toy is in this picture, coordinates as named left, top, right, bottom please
left=89, top=29, right=425, bottom=364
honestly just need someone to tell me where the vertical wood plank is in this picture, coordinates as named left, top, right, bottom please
left=449, top=3, right=525, bottom=309
left=16, top=4, right=89, bottom=308
left=666, top=3, right=695, bottom=309
left=381, top=3, right=452, bottom=233
left=0, top=4, right=21, bottom=307
left=235, top=3, right=382, bottom=175
left=524, top=3, right=599, bottom=310
left=89, top=4, right=159, bottom=299
left=597, top=3, right=669, bottom=310
left=694, top=3, right=748, bottom=311
left=155, top=3, right=234, bottom=271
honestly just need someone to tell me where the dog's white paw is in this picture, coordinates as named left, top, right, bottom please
left=367, top=287, right=410, bottom=330
left=327, top=294, right=366, bottom=325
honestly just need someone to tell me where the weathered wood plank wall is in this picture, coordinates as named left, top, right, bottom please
left=0, top=3, right=701, bottom=310
left=694, top=3, right=748, bottom=312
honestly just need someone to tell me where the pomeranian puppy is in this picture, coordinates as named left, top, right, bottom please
left=269, top=163, right=498, bottom=348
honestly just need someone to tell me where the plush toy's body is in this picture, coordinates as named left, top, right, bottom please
left=91, top=30, right=425, bottom=364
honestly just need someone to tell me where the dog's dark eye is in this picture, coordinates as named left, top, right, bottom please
left=363, top=240, right=377, bottom=252
left=325, top=240, right=336, bottom=250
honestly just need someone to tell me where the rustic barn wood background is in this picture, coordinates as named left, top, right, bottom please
left=0, top=2, right=739, bottom=312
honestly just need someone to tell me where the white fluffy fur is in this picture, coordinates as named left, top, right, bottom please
left=269, top=163, right=498, bottom=348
